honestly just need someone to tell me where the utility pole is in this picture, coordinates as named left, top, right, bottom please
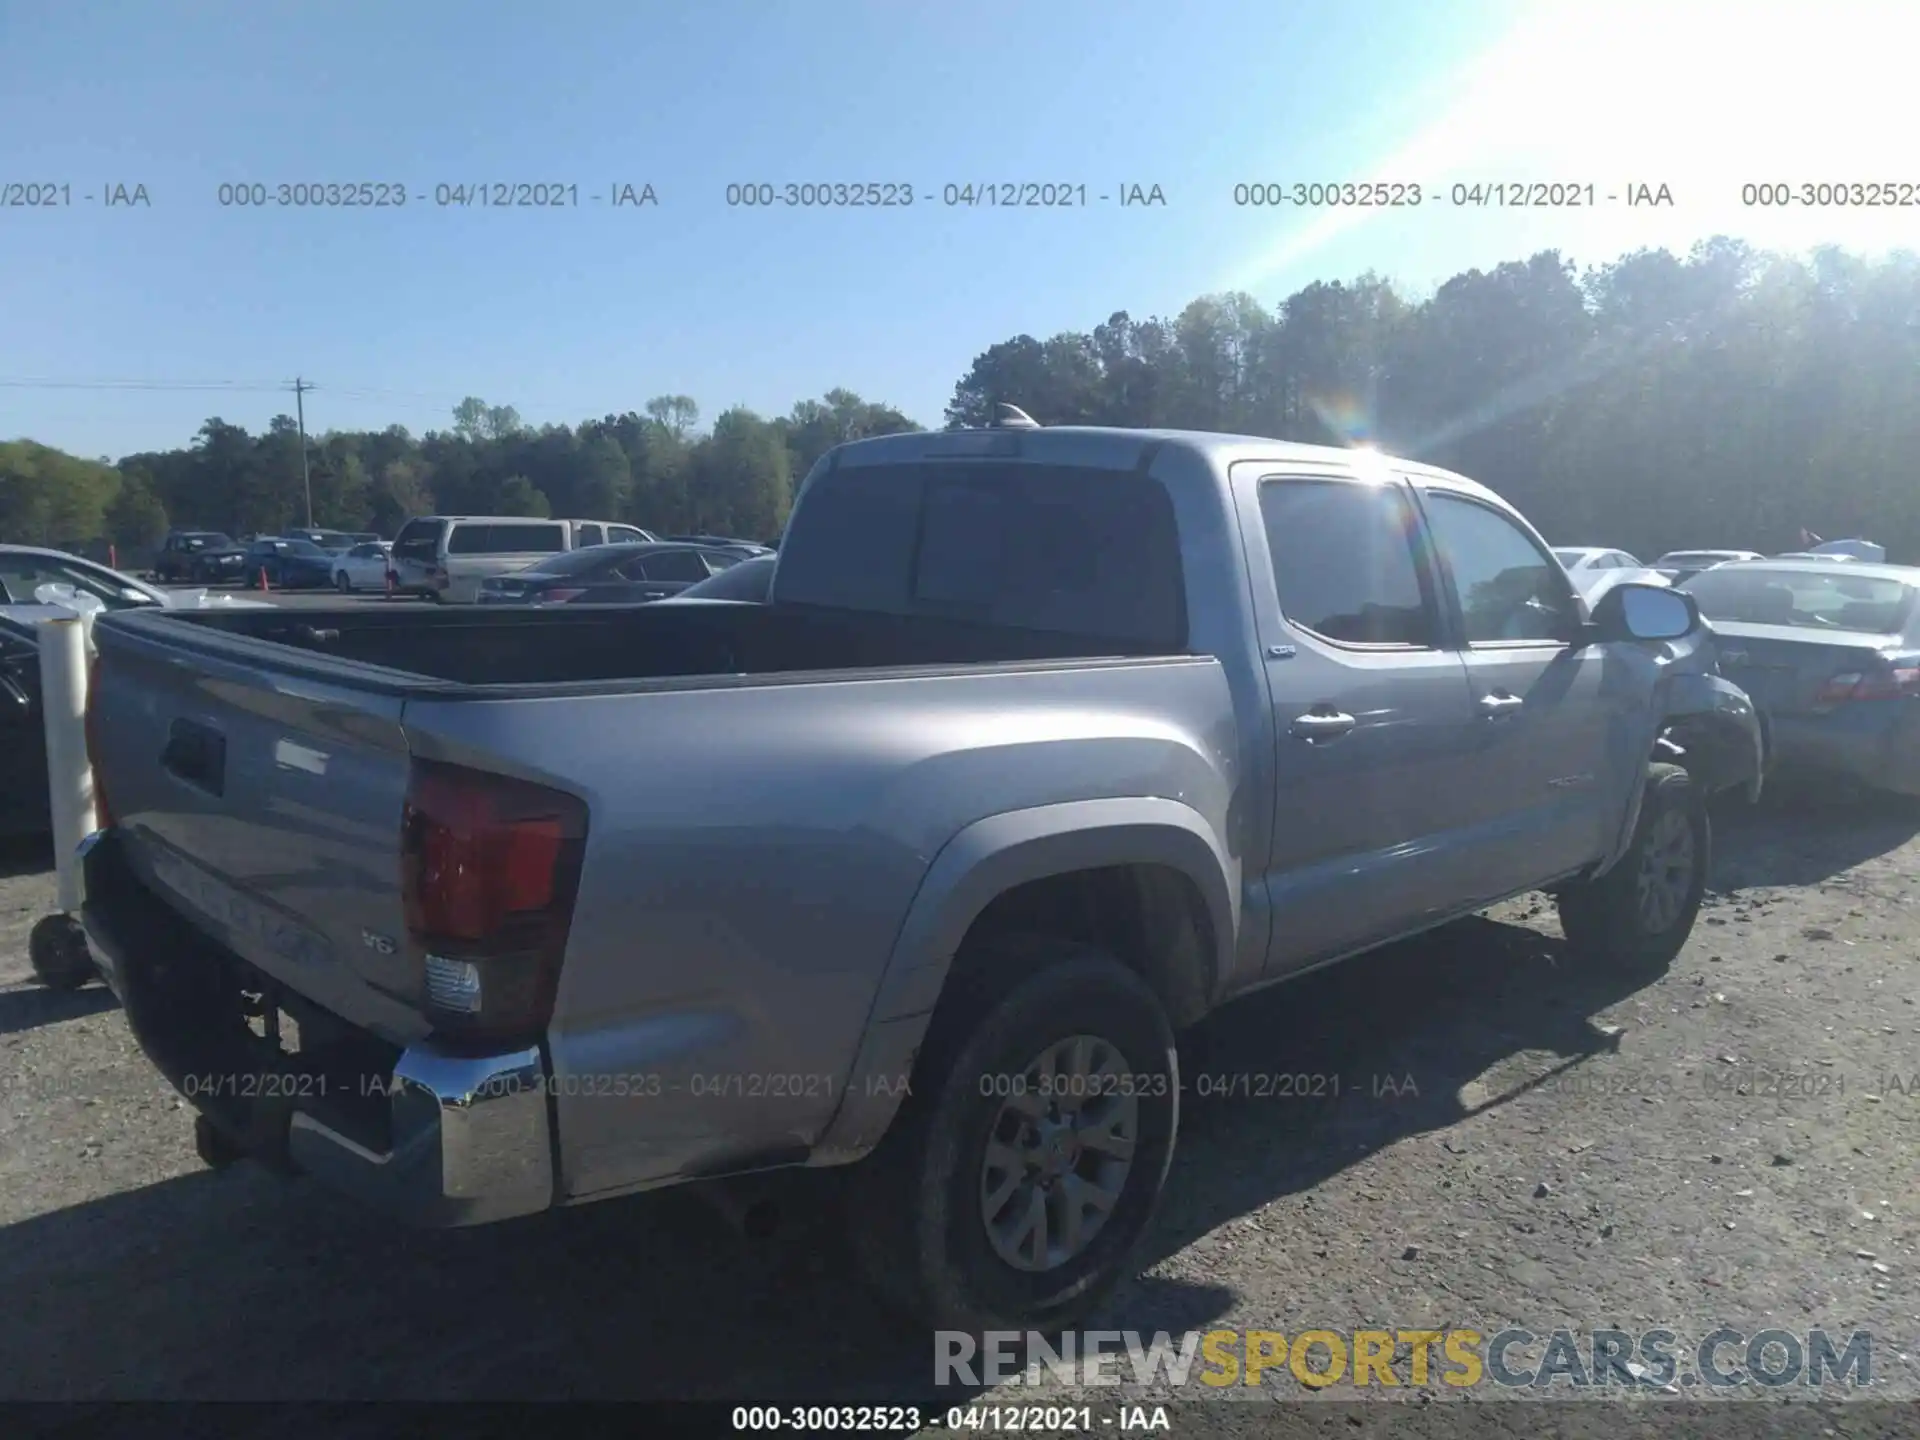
left=290, top=377, right=315, bottom=528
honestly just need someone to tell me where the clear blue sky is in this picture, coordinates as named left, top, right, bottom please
left=1, top=0, right=1907, bottom=459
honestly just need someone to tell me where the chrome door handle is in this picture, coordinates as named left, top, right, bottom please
left=1290, top=710, right=1356, bottom=740
left=1479, top=692, right=1525, bottom=717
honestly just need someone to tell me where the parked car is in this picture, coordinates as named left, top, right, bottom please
left=387, top=516, right=654, bottom=602
left=662, top=551, right=777, bottom=603
left=1801, top=539, right=1886, bottom=563
left=1552, top=548, right=1673, bottom=605
left=280, top=529, right=357, bottom=552
left=1651, top=549, right=1764, bottom=584
left=476, top=542, right=746, bottom=605
left=1552, top=546, right=1644, bottom=576
left=77, top=419, right=1763, bottom=1333
left=0, top=606, right=59, bottom=837
left=660, top=533, right=774, bottom=558
left=1773, top=551, right=1857, bottom=563
left=154, top=530, right=248, bottom=585
left=1680, top=559, right=1920, bottom=797
left=331, top=541, right=393, bottom=593
left=0, top=545, right=171, bottom=611
left=242, top=537, right=336, bottom=590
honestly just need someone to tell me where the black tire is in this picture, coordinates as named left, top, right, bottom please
left=193, top=1113, right=246, bottom=1169
left=28, top=914, right=95, bottom=991
left=335, top=571, right=352, bottom=593
left=1557, top=762, right=1709, bottom=969
left=844, top=937, right=1179, bottom=1332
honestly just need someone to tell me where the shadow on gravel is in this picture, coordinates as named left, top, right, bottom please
left=0, top=836, right=53, bottom=882
left=1711, top=781, right=1920, bottom=890
left=0, top=982, right=116, bottom=1037
left=0, top=912, right=1647, bottom=1404
left=1126, top=914, right=1650, bottom=1305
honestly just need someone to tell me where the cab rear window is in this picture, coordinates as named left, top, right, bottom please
left=776, top=460, right=1186, bottom=648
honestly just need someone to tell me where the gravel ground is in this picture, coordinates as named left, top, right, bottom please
left=1, top=785, right=1917, bottom=1428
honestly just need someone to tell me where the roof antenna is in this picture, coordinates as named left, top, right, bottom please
left=992, top=403, right=1041, bottom=430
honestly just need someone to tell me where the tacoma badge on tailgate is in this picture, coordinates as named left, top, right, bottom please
left=147, top=844, right=332, bottom=971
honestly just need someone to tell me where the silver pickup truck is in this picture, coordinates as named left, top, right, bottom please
left=75, top=417, right=1763, bottom=1331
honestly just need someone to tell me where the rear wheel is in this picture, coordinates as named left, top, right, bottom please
left=1557, top=762, right=1708, bottom=969
left=335, top=571, right=352, bottom=593
left=28, top=915, right=95, bottom=991
left=845, top=938, right=1179, bottom=1331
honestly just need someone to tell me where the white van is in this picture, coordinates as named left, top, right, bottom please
left=389, top=516, right=654, bottom=603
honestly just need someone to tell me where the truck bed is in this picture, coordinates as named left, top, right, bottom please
left=134, top=600, right=1183, bottom=693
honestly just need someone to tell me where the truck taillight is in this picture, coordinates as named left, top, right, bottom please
left=1815, top=666, right=1920, bottom=706
left=399, top=759, right=588, bottom=1048
left=85, top=653, right=112, bottom=829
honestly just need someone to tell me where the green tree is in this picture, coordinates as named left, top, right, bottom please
left=494, top=474, right=551, bottom=517
left=104, top=468, right=169, bottom=548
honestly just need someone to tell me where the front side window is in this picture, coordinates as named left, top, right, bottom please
left=1259, top=479, right=1437, bottom=648
left=1424, top=492, right=1576, bottom=644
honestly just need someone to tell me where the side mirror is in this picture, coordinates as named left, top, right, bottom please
left=1588, top=582, right=1699, bottom=643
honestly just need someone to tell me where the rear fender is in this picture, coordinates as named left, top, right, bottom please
left=809, top=796, right=1236, bottom=1165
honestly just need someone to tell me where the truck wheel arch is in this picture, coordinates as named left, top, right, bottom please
left=809, top=798, right=1235, bottom=1166
left=873, top=796, right=1236, bottom=1027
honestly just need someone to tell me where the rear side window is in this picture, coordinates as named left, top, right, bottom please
left=640, top=549, right=711, bottom=583
left=775, top=461, right=1186, bottom=647
left=1259, top=480, right=1436, bottom=647
left=608, top=525, right=649, bottom=544
left=393, top=519, right=445, bottom=560
left=448, top=523, right=567, bottom=555
left=492, top=523, right=567, bottom=553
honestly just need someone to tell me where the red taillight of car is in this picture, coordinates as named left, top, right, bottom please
left=84, top=652, right=112, bottom=829
left=1814, top=665, right=1920, bottom=706
left=399, top=759, right=588, bottom=1048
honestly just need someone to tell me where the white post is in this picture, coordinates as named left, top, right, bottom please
left=38, top=615, right=95, bottom=915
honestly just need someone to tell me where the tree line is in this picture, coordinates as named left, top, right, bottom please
left=4, top=235, right=1917, bottom=565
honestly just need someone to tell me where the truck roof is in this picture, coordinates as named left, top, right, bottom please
left=827, top=424, right=1499, bottom=504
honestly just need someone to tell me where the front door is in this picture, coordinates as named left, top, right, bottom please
left=1239, top=470, right=1484, bottom=975
left=1414, top=485, right=1618, bottom=892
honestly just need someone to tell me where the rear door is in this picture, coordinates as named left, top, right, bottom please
left=390, top=518, right=444, bottom=593
left=619, top=546, right=712, bottom=601
left=1415, top=484, right=1616, bottom=889
left=1235, top=468, right=1484, bottom=974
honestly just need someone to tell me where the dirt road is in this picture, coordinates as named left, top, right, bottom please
left=1, top=789, right=1915, bottom=1422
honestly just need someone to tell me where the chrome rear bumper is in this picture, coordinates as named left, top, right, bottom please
left=79, top=827, right=555, bottom=1227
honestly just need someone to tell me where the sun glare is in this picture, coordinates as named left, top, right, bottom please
left=1225, top=0, right=1919, bottom=293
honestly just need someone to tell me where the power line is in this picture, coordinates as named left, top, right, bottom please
left=0, top=378, right=291, bottom=393
left=0, top=376, right=482, bottom=411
